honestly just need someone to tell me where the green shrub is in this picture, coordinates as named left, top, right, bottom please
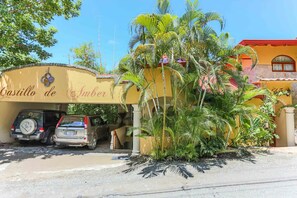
left=67, top=104, right=118, bottom=123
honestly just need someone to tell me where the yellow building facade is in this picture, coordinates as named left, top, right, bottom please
left=0, top=63, right=172, bottom=154
left=241, top=40, right=297, bottom=147
left=2, top=41, right=297, bottom=150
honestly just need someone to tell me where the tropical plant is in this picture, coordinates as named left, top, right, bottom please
left=118, top=0, right=274, bottom=161
left=230, top=89, right=277, bottom=147
left=114, top=54, right=156, bottom=118
left=166, top=106, right=227, bottom=160
left=68, top=103, right=118, bottom=123
left=70, top=42, right=105, bottom=72
left=140, top=113, right=165, bottom=159
left=0, top=0, right=81, bottom=68
left=117, top=5, right=186, bottom=152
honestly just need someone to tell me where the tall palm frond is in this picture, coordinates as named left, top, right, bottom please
left=233, top=45, right=258, bottom=69
left=157, top=0, right=170, bottom=14
left=128, top=35, right=141, bottom=50
left=202, top=12, right=224, bottom=30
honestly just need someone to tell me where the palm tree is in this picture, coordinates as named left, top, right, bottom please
left=117, top=0, right=270, bottom=160
left=124, top=0, right=236, bottom=153
left=114, top=54, right=157, bottom=119
left=130, top=11, right=185, bottom=151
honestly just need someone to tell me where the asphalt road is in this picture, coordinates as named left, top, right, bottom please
left=137, top=179, right=297, bottom=198
left=1, top=145, right=297, bottom=198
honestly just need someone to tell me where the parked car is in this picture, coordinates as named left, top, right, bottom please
left=53, top=115, right=110, bottom=150
left=10, top=109, right=66, bottom=144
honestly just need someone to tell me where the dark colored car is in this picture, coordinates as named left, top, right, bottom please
left=10, top=109, right=66, bottom=144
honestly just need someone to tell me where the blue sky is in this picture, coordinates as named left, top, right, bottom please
left=46, top=0, right=297, bottom=71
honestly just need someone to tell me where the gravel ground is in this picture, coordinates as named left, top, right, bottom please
left=1, top=145, right=297, bottom=198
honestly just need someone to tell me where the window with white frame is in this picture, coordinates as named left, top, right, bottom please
left=272, top=55, right=295, bottom=72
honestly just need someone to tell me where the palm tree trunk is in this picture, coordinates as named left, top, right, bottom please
left=161, top=62, right=167, bottom=152
left=146, top=102, right=152, bottom=119
left=200, top=89, right=206, bottom=109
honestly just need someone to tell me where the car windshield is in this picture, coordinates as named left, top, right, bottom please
left=59, top=116, right=84, bottom=128
left=16, top=111, right=43, bottom=125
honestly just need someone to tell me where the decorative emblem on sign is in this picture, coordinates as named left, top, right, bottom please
left=41, top=68, right=55, bottom=87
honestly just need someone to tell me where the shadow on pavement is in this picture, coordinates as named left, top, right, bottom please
left=123, top=149, right=272, bottom=179
left=0, top=140, right=131, bottom=165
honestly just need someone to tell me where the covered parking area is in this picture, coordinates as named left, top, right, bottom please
left=0, top=63, right=157, bottom=154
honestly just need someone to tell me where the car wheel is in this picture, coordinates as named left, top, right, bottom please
left=45, top=131, right=55, bottom=145
left=40, top=138, right=47, bottom=144
left=88, top=137, right=97, bottom=150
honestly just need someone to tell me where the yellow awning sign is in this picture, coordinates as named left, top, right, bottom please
left=0, top=64, right=172, bottom=104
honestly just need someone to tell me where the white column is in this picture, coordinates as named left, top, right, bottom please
left=132, top=104, right=141, bottom=155
left=285, top=107, right=295, bottom=146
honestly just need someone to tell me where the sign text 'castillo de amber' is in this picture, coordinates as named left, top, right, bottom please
left=0, top=85, right=108, bottom=99
left=0, top=64, right=166, bottom=104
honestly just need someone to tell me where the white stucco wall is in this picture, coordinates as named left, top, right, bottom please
left=275, top=108, right=287, bottom=147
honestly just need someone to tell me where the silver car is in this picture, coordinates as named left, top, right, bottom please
left=54, top=115, right=109, bottom=149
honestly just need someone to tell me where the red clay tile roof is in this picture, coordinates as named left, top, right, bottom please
left=259, top=78, right=297, bottom=81
left=240, top=40, right=297, bottom=46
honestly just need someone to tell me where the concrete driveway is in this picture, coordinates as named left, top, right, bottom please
left=0, top=142, right=129, bottom=181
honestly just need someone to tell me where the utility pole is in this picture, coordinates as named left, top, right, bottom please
left=68, top=54, right=71, bottom=65
left=98, top=21, right=103, bottom=71
left=112, top=25, right=117, bottom=69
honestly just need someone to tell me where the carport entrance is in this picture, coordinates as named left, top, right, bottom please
left=0, top=64, right=142, bottom=154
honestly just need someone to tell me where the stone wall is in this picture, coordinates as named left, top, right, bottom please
left=243, top=64, right=297, bottom=83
